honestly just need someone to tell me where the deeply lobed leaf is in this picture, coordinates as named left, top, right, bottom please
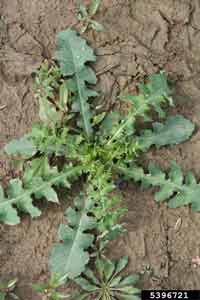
left=121, top=72, right=172, bottom=121
left=118, top=161, right=200, bottom=211
left=104, top=73, right=175, bottom=148
left=56, top=29, right=97, bottom=138
left=49, top=193, right=96, bottom=279
left=0, top=159, right=82, bottom=225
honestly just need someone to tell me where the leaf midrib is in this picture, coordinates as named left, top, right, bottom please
left=67, top=40, right=92, bottom=138
left=63, top=207, right=89, bottom=278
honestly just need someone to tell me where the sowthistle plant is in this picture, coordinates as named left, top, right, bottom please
left=0, top=27, right=197, bottom=299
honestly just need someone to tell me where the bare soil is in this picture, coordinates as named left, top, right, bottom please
left=1, top=0, right=200, bottom=298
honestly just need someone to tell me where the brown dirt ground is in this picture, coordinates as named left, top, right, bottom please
left=1, top=0, right=200, bottom=298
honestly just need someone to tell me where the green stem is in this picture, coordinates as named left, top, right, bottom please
left=106, top=117, right=133, bottom=146
left=106, top=99, right=149, bottom=146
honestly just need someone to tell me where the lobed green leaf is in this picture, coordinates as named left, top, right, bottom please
left=4, top=136, right=37, bottom=158
left=49, top=194, right=96, bottom=279
left=138, top=115, right=194, bottom=150
left=119, top=161, right=200, bottom=211
left=0, top=160, right=82, bottom=225
left=56, top=29, right=97, bottom=138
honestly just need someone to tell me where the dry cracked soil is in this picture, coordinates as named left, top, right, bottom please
left=1, top=0, right=200, bottom=299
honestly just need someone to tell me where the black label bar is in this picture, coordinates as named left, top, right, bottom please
left=141, top=290, right=200, bottom=300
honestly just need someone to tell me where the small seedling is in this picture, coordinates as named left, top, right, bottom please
left=0, top=278, right=18, bottom=300
left=74, top=256, right=140, bottom=300
left=33, top=275, right=69, bottom=300
left=77, top=0, right=103, bottom=33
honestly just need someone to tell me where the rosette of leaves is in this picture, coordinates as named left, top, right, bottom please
left=2, top=31, right=196, bottom=230
left=73, top=256, right=140, bottom=300
left=0, top=29, right=198, bottom=300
